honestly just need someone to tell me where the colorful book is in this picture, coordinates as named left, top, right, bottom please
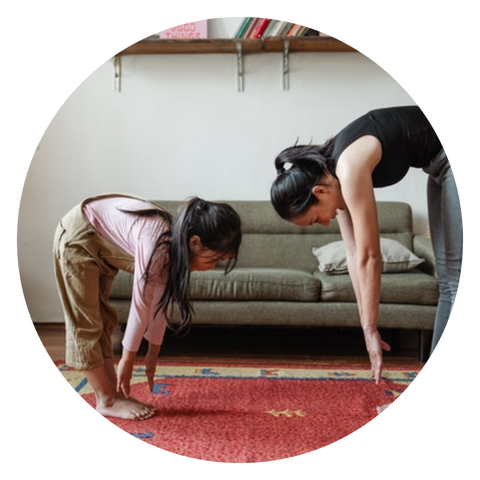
left=252, top=18, right=271, bottom=38
left=278, top=22, right=294, bottom=37
left=287, top=24, right=303, bottom=37
left=267, top=21, right=287, bottom=37
left=232, top=17, right=321, bottom=39
left=234, top=17, right=253, bottom=38
left=300, top=27, right=311, bottom=36
left=262, top=20, right=278, bottom=38
left=245, top=18, right=261, bottom=38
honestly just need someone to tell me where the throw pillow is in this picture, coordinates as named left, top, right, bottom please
left=312, top=238, right=425, bottom=274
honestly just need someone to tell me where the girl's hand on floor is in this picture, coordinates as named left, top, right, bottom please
left=145, top=342, right=161, bottom=392
left=117, top=349, right=136, bottom=398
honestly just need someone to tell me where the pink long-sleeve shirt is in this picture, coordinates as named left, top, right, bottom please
left=83, top=196, right=169, bottom=352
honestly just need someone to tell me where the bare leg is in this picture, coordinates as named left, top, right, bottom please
left=83, top=364, right=155, bottom=420
left=103, top=358, right=118, bottom=387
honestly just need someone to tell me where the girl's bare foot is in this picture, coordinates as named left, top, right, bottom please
left=83, top=364, right=155, bottom=420
left=119, top=392, right=155, bottom=410
left=96, top=395, right=155, bottom=420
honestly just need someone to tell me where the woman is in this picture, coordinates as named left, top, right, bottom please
left=270, top=106, right=462, bottom=383
left=54, top=193, right=242, bottom=419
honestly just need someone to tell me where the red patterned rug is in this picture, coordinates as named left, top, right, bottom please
left=58, top=361, right=420, bottom=463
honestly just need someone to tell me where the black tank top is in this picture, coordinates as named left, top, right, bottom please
left=331, top=106, right=443, bottom=187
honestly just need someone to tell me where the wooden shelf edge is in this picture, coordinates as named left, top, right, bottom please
left=265, top=37, right=356, bottom=53
left=118, top=37, right=356, bottom=55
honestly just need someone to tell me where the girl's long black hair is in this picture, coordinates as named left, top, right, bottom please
left=270, top=139, right=336, bottom=221
left=125, top=197, right=242, bottom=335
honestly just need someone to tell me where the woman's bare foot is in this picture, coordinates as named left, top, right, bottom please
left=96, top=395, right=155, bottom=420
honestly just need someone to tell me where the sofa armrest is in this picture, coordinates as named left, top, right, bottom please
left=413, top=235, right=436, bottom=277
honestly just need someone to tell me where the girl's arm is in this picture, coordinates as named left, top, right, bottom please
left=145, top=341, right=162, bottom=392
left=120, top=227, right=169, bottom=395
left=117, top=330, right=163, bottom=397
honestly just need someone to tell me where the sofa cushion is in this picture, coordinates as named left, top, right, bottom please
left=110, top=268, right=321, bottom=302
left=315, top=269, right=439, bottom=305
left=190, top=268, right=320, bottom=302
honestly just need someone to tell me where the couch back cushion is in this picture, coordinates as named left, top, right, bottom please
left=155, top=200, right=413, bottom=272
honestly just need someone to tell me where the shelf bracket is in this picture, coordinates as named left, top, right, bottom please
left=283, top=40, right=290, bottom=91
left=113, top=55, right=122, bottom=93
left=236, top=42, right=244, bottom=92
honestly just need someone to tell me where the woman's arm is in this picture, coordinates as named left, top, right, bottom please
left=336, top=136, right=390, bottom=383
left=336, top=209, right=363, bottom=320
left=339, top=170, right=382, bottom=333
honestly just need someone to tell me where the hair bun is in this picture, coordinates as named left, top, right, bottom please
left=195, top=198, right=207, bottom=211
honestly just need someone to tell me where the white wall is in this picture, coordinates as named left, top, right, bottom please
left=18, top=18, right=426, bottom=323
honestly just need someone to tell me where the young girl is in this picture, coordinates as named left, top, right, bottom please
left=53, top=193, right=242, bottom=420
left=270, top=106, right=462, bottom=383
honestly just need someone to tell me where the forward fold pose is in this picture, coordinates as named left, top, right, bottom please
left=271, top=106, right=462, bottom=383
left=54, top=193, right=242, bottom=419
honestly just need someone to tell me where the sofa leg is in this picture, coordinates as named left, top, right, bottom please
left=418, top=330, right=432, bottom=363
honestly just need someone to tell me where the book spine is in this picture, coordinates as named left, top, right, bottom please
left=262, top=19, right=277, bottom=38
left=234, top=17, right=253, bottom=38
left=252, top=18, right=271, bottom=39
left=286, top=24, right=297, bottom=37
left=278, top=22, right=294, bottom=37
left=244, top=18, right=260, bottom=38
left=266, top=20, right=285, bottom=37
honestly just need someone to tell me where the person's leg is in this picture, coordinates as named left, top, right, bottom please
left=98, top=273, right=155, bottom=411
left=428, top=177, right=449, bottom=351
left=444, top=170, right=463, bottom=293
left=54, top=227, right=155, bottom=420
left=427, top=155, right=463, bottom=353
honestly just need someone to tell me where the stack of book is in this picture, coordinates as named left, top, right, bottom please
left=234, top=18, right=325, bottom=39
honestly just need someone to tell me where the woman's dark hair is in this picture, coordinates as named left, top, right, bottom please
left=130, top=198, right=242, bottom=335
left=270, top=140, right=335, bottom=221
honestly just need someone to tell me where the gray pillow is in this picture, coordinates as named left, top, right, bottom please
left=312, top=238, right=425, bottom=275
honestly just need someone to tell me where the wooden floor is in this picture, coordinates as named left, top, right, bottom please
left=35, top=323, right=424, bottom=367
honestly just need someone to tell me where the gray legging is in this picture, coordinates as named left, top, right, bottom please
left=424, top=149, right=463, bottom=353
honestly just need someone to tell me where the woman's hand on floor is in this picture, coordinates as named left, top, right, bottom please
left=364, top=329, right=391, bottom=384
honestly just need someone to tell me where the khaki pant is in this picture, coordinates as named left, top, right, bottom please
left=53, top=194, right=143, bottom=370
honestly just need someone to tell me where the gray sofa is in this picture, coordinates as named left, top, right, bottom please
left=110, top=201, right=438, bottom=361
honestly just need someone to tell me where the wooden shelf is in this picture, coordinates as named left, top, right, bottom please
left=118, top=37, right=356, bottom=55
left=113, top=37, right=356, bottom=93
